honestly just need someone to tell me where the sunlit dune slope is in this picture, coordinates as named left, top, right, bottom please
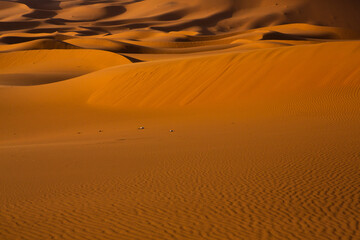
left=0, top=40, right=359, bottom=144
left=0, top=49, right=131, bottom=85
left=5, top=41, right=357, bottom=111
left=86, top=41, right=360, bottom=110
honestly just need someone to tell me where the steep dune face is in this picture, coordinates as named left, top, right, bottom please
left=1, top=1, right=360, bottom=240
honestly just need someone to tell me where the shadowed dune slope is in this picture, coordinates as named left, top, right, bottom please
left=0, top=0, right=359, bottom=37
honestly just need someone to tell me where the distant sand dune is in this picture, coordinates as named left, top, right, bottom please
left=0, top=0, right=360, bottom=37
left=0, top=39, right=79, bottom=52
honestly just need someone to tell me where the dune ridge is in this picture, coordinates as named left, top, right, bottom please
left=85, top=41, right=360, bottom=109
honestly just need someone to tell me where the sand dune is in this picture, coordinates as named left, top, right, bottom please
left=1, top=0, right=360, bottom=239
left=0, top=39, right=79, bottom=53
left=86, top=41, right=360, bottom=109
left=0, top=49, right=130, bottom=85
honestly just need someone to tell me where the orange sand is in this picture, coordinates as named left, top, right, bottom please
left=1, top=0, right=360, bottom=239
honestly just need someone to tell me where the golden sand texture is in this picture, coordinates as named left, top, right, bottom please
left=1, top=0, right=360, bottom=239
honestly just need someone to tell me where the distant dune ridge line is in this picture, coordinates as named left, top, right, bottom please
left=1, top=0, right=360, bottom=240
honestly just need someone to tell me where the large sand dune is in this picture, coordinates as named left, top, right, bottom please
left=1, top=0, right=360, bottom=239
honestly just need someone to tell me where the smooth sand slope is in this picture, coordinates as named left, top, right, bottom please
left=1, top=0, right=360, bottom=239
left=0, top=49, right=131, bottom=85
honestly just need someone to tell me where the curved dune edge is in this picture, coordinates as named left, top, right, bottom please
left=82, top=41, right=360, bottom=110
left=0, top=49, right=131, bottom=86
left=2, top=40, right=358, bottom=113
